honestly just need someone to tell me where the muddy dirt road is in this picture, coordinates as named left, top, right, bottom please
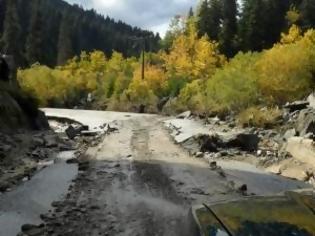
left=1, top=109, right=309, bottom=236
left=36, top=111, right=306, bottom=236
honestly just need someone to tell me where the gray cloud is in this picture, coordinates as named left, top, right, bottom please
left=65, top=0, right=198, bottom=36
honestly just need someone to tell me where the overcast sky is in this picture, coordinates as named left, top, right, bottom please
left=65, top=0, right=198, bottom=37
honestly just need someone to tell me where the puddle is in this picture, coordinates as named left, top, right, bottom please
left=0, top=151, right=77, bottom=236
left=217, top=160, right=310, bottom=195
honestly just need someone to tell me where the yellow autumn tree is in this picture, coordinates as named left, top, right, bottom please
left=163, top=17, right=225, bottom=81
left=257, top=25, right=315, bottom=105
left=121, top=66, right=159, bottom=112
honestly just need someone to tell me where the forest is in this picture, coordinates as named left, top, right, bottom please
left=14, top=0, right=315, bottom=127
left=0, top=0, right=160, bottom=67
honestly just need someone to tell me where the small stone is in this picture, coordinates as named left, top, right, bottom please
left=214, top=153, right=222, bottom=158
left=66, top=158, right=79, bottom=164
left=303, top=171, right=314, bottom=181
left=195, top=152, right=204, bottom=158
left=22, top=177, right=29, bottom=182
left=21, top=224, right=44, bottom=236
left=217, top=168, right=226, bottom=178
left=209, top=161, right=217, bottom=170
left=238, top=184, right=248, bottom=193
left=0, top=182, right=9, bottom=192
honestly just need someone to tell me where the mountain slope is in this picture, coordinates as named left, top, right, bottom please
left=0, top=0, right=160, bottom=67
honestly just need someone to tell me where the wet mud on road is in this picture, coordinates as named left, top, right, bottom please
left=1, top=110, right=310, bottom=236
left=39, top=116, right=240, bottom=236
left=35, top=114, right=307, bottom=236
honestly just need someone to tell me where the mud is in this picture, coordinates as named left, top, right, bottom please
left=25, top=111, right=309, bottom=236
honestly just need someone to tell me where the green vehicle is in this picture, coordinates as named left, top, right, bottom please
left=191, top=191, right=315, bottom=236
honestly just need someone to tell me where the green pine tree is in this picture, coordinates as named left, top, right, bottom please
left=300, top=0, right=315, bottom=29
left=188, top=7, right=194, bottom=18
left=197, top=0, right=222, bottom=40
left=57, top=13, right=74, bottom=65
left=238, top=0, right=265, bottom=51
left=219, top=0, right=238, bottom=57
left=0, top=0, right=23, bottom=64
left=25, top=0, right=44, bottom=65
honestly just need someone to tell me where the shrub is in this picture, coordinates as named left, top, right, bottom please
left=205, top=52, right=261, bottom=115
left=256, top=27, right=315, bottom=105
left=237, top=107, right=282, bottom=128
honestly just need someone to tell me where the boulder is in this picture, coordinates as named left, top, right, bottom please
left=21, top=224, right=44, bottom=236
left=34, top=110, right=50, bottom=130
left=181, top=134, right=219, bottom=155
left=195, top=152, right=204, bottom=158
left=296, top=109, right=315, bottom=136
left=80, top=130, right=98, bottom=137
left=176, top=111, right=192, bottom=119
left=0, top=92, right=29, bottom=130
left=0, top=144, right=12, bottom=153
left=157, top=97, right=169, bottom=111
left=307, top=93, right=315, bottom=109
left=285, top=137, right=315, bottom=166
left=43, top=134, right=58, bottom=148
left=31, top=137, right=45, bottom=147
left=283, top=129, right=296, bottom=141
left=220, top=132, right=260, bottom=151
left=65, top=125, right=79, bottom=139
left=284, top=101, right=309, bottom=113
left=0, top=181, right=9, bottom=192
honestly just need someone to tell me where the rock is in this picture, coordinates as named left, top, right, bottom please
left=65, top=125, right=79, bottom=139
left=58, top=143, right=75, bottom=151
left=195, top=152, right=204, bottom=158
left=219, top=151, right=229, bottom=157
left=0, top=144, right=12, bottom=153
left=209, top=161, right=217, bottom=170
left=105, top=124, right=119, bottom=133
left=285, top=137, right=315, bottom=166
left=0, top=181, right=9, bottom=192
left=78, top=161, right=89, bottom=171
left=284, top=101, right=309, bottom=112
left=283, top=129, right=296, bottom=141
left=31, top=137, right=45, bottom=147
left=34, top=110, right=50, bottom=130
left=77, top=125, right=89, bottom=132
left=176, top=111, right=192, bottom=119
left=31, top=149, right=47, bottom=160
left=182, top=134, right=217, bottom=155
left=138, top=104, right=146, bottom=113
left=296, top=109, right=315, bottom=136
left=66, top=158, right=78, bottom=164
left=220, top=132, right=260, bottom=151
left=307, top=92, right=315, bottom=109
left=157, top=97, right=170, bottom=111
left=237, top=184, right=248, bottom=194
left=257, top=150, right=263, bottom=157
left=214, top=152, right=222, bottom=158
left=80, top=130, right=98, bottom=137
left=303, top=171, right=314, bottom=182
left=217, top=168, right=226, bottom=178
left=22, top=177, right=29, bottom=182
left=21, top=224, right=44, bottom=236
left=199, top=134, right=220, bottom=153
left=304, top=133, right=314, bottom=139
left=43, top=134, right=58, bottom=148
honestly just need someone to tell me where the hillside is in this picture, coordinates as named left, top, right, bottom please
left=0, top=0, right=160, bottom=67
